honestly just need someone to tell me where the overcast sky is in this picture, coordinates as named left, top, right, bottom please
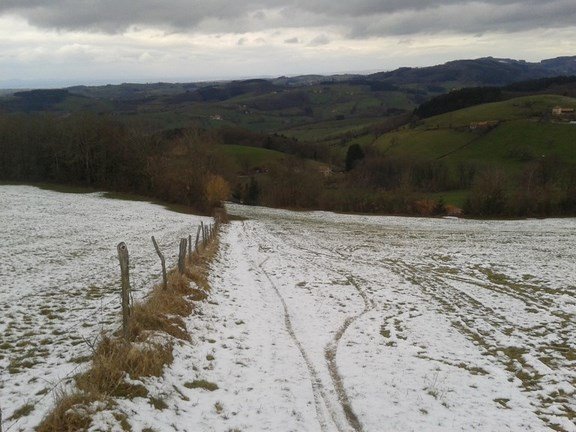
left=1, top=0, right=575, bottom=88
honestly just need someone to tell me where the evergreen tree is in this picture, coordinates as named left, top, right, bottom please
left=345, top=144, right=364, bottom=171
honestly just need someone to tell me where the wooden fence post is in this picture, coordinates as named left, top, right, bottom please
left=151, top=236, right=167, bottom=290
left=117, top=242, right=131, bottom=339
left=188, top=234, right=192, bottom=262
left=195, top=225, right=201, bottom=252
left=178, top=238, right=187, bottom=274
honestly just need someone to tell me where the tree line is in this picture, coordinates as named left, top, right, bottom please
left=1, top=112, right=575, bottom=218
left=240, top=145, right=576, bottom=218
left=0, top=113, right=231, bottom=212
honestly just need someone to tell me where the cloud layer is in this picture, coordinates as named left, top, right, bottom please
left=1, top=1, right=575, bottom=87
left=1, top=0, right=575, bottom=36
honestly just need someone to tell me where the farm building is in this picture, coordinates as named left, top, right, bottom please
left=552, top=106, right=575, bottom=116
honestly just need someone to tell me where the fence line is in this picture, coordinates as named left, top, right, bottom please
left=1, top=219, right=220, bottom=432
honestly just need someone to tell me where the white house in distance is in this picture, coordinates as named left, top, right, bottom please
left=552, top=106, right=575, bottom=116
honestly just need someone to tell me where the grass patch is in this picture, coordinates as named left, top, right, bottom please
left=75, top=335, right=172, bottom=395
left=8, top=403, right=34, bottom=420
left=494, top=398, right=511, bottom=409
left=36, top=392, right=100, bottom=432
left=113, top=412, right=132, bottom=431
left=221, top=144, right=285, bottom=170
left=149, top=396, right=169, bottom=410
left=128, top=286, right=191, bottom=342
left=380, top=325, right=391, bottom=339
left=214, top=401, right=224, bottom=414
left=184, top=380, right=219, bottom=391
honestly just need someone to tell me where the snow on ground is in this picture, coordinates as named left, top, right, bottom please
left=131, top=204, right=572, bottom=432
left=0, top=186, right=210, bottom=431
left=2, top=190, right=575, bottom=431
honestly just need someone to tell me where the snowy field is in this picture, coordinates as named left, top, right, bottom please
left=119, top=204, right=574, bottom=432
left=1, top=189, right=575, bottom=431
left=0, top=186, right=211, bottom=431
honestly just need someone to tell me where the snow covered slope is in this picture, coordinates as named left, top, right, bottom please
left=0, top=186, right=210, bottom=431
left=156, top=204, right=573, bottom=431
left=1, top=190, right=575, bottom=431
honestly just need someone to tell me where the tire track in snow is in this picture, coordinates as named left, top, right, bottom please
left=325, top=274, right=373, bottom=432
left=382, top=259, right=576, bottom=429
left=252, top=224, right=369, bottom=432
left=293, top=233, right=574, bottom=431
left=257, top=257, right=336, bottom=432
left=254, top=227, right=373, bottom=432
left=239, top=223, right=332, bottom=432
left=241, top=222, right=358, bottom=432
left=265, top=235, right=374, bottom=432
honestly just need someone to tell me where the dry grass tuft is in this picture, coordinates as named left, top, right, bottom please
left=185, top=236, right=220, bottom=292
left=131, top=290, right=191, bottom=337
left=183, top=380, right=219, bottom=391
left=76, top=336, right=173, bottom=396
left=166, top=271, right=194, bottom=294
left=128, top=304, right=189, bottom=341
left=185, top=267, right=210, bottom=292
left=189, top=287, right=208, bottom=301
left=36, top=392, right=100, bottom=432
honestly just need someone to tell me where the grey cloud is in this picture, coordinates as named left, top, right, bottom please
left=284, top=37, right=299, bottom=44
left=0, top=0, right=272, bottom=33
left=1, top=0, right=575, bottom=37
left=308, top=34, right=330, bottom=46
left=347, top=1, right=576, bottom=37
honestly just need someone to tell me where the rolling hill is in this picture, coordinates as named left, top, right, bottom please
left=375, top=94, right=576, bottom=163
left=2, top=56, right=575, bottom=139
left=2, top=56, right=576, bottom=217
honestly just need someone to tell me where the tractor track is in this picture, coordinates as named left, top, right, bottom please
left=242, top=222, right=365, bottom=432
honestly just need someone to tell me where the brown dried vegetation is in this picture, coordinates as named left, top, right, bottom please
left=37, top=219, right=222, bottom=432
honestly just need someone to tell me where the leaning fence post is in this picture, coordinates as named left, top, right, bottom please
left=151, top=236, right=167, bottom=290
left=178, top=238, right=187, bottom=274
left=195, top=225, right=201, bottom=251
left=117, top=242, right=131, bottom=339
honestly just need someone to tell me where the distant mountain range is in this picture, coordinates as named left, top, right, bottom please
left=1, top=55, right=575, bottom=136
left=368, top=56, right=576, bottom=87
left=3, top=56, right=576, bottom=96
left=62, top=55, right=576, bottom=103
